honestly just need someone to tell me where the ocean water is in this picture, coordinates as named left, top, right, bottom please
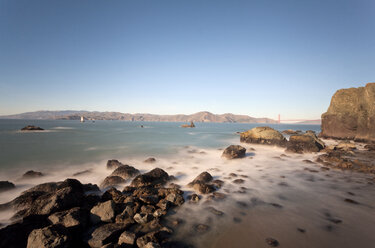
left=1, top=120, right=375, bottom=248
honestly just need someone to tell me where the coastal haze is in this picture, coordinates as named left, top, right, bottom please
left=1, top=1, right=375, bottom=248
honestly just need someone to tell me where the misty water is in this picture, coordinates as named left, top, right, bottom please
left=0, top=120, right=374, bottom=248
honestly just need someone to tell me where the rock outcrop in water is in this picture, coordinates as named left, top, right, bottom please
left=181, top=121, right=195, bottom=128
left=222, top=145, right=246, bottom=159
left=240, top=127, right=287, bottom=147
left=0, top=181, right=15, bottom=192
left=320, top=83, right=375, bottom=142
left=286, top=133, right=325, bottom=153
left=21, top=125, right=44, bottom=131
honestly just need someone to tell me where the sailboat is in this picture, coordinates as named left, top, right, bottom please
left=80, top=116, right=85, bottom=122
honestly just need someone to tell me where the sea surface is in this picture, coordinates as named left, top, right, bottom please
left=1, top=120, right=375, bottom=248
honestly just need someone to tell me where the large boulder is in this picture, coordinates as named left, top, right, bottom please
left=320, top=83, right=375, bottom=142
left=90, top=200, right=116, bottom=224
left=87, top=223, right=127, bottom=248
left=0, top=215, right=50, bottom=248
left=48, top=207, right=89, bottom=228
left=106, top=160, right=124, bottom=170
left=100, top=176, right=125, bottom=188
left=286, top=133, right=325, bottom=153
left=222, top=145, right=246, bottom=159
left=110, top=165, right=140, bottom=180
left=188, top=172, right=216, bottom=194
left=27, top=225, right=70, bottom=248
left=0, top=181, right=15, bottom=192
left=131, top=168, right=170, bottom=187
left=7, top=179, right=84, bottom=218
left=240, top=127, right=287, bottom=147
left=22, top=170, right=44, bottom=179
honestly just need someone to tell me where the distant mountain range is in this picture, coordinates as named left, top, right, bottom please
left=0, top=110, right=278, bottom=123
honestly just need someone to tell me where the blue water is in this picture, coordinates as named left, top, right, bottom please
left=0, top=119, right=320, bottom=173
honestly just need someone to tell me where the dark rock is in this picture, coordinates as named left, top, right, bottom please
left=27, top=224, right=70, bottom=248
left=187, top=194, right=201, bottom=203
left=144, top=157, right=157, bottom=163
left=222, top=145, right=246, bottom=159
left=364, top=144, right=375, bottom=151
left=233, top=179, right=245, bottom=184
left=90, top=200, right=116, bottom=224
left=344, top=198, right=359, bottom=204
left=48, top=207, right=88, bottom=228
left=83, top=183, right=100, bottom=192
left=111, top=165, right=140, bottom=180
left=72, top=169, right=92, bottom=176
left=131, top=168, right=170, bottom=187
left=0, top=181, right=15, bottom=192
left=189, top=171, right=213, bottom=185
left=21, top=125, right=44, bottom=131
left=297, top=228, right=306, bottom=233
left=106, top=160, right=123, bottom=169
left=194, top=224, right=210, bottom=234
left=286, top=133, right=325, bottom=153
left=87, top=223, right=127, bottom=248
left=240, top=127, right=287, bottom=147
left=206, top=207, right=224, bottom=216
left=102, top=188, right=125, bottom=204
left=0, top=215, right=50, bottom=248
left=22, top=170, right=44, bottom=179
left=101, top=176, right=125, bottom=188
left=193, top=183, right=216, bottom=194
left=320, top=83, right=375, bottom=142
left=265, top=237, right=279, bottom=247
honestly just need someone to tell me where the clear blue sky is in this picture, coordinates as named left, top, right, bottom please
left=0, top=0, right=374, bottom=119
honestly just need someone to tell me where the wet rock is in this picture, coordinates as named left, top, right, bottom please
left=0, top=215, right=50, bottom=248
left=21, top=125, right=44, bottom=131
left=265, top=237, right=279, bottom=247
left=101, top=176, right=125, bottom=188
left=90, top=200, right=116, bottom=224
left=144, top=242, right=161, bottom=248
left=211, top=179, right=224, bottom=189
left=189, top=171, right=213, bottom=185
left=240, top=127, right=287, bottom=147
left=194, top=224, right=210, bottom=234
left=83, top=183, right=100, bottom=192
left=206, top=207, right=224, bottom=216
left=134, top=213, right=154, bottom=224
left=207, top=192, right=227, bottom=201
left=48, top=207, right=88, bottom=228
left=286, top=133, right=325, bottom=153
left=73, top=169, right=92, bottom=176
left=282, top=129, right=300, bottom=135
left=364, top=144, right=375, bottom=151
left=233, top=179, right=245, bottom=184
left=22, top=170, right=44, bottom=179
left=336, top=142, right=357, bottom=151
left=87, top=223, right=127, bottom=248
left=187, top=194, right=201, bottom=203
left=0, top=181, right=15, bottom=192
left=131, top=168, right=170, bottom=187
left=17, top=179, right=85, bottom=218
left=144, top=157, right=157, bottom=163
left=344, top=198, right=359, bottom=204
left=102, top=188, right=125, bottom=204
left=118, top=231, right=136, bottom=246
left=302, top=160, right=315, bottom=164
left=27, top=224, right=70, bottom=248
left=193, top=183, right=216, bottom=194
left=110, top=165, right=140, bottom=180
left=106, top=159, right=124, bottom=169
left=222, top=145, right=246, bottom=159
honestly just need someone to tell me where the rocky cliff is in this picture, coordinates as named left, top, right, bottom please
left=320, top=83, right=375, bottom=142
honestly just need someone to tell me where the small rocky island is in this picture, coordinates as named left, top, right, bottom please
left=21, top=125, right=44, bottom=131
left=181, top=121, right=195, bottom=128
